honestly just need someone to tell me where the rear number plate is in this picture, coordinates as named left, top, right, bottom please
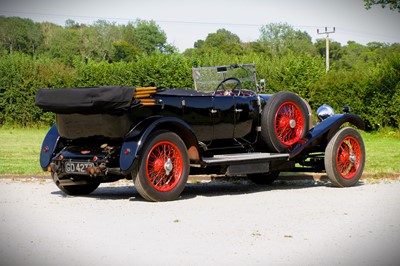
left=65, top=161, right=94, bottom=174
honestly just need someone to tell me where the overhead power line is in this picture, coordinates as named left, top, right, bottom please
left=0, top=9, right=321, bottom=29
left=1, top=9, right=398, bottom=46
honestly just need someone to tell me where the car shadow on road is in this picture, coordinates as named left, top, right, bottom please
left=181, top=176, right=333, bottom=200
left=50, top=174, right=362, bottom=201
left=51, top=184, right=137, bottom=200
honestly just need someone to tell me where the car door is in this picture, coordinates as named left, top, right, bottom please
left=212, top=95, right=236, bottom=140
left=234, top=94, right=259, bottom=143
left=212, top=94, right=258, bottom=142
left=182, top=96, right=214, bottom=142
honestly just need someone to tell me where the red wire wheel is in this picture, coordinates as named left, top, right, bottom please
left=325, top=127, right=365, bottom=187
left=135, top=131, right=189, bottom=201
left=274, top=101, right=305, bottom=146
left=145, top=140, right=183, bottom=192
left=261, top=91, right=309, bottom=152
left=336, top=136, right=362, bottom=179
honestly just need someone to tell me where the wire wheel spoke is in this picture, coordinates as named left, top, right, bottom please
left=275, top=102, right=304, bottom=146
left=336, top=137, right=361, bottom=179
left=146, top=141, right=183, bottom=192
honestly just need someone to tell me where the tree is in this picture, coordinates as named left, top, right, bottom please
left=192, top=28, right=244, bottom=55
left=133, top=20, right=168, bottom=54
left=65, top=19, right=81, bottom=28
left=112, top=40, right=138, bottom=62
left=81, top=20, right=121, bottom=61
left=194, top=40, right=205, bottom=49
left=258, top=23, right=314, bottom=55
left=204, top=28, right=241, bottom=48
left=315, top=39, right=343, bottom=61
left=363, top=0, right=400, bottom=12
left=0, top=17, right=42, bottom=55
left=42, top=24, right=80, bottom=64
left=337, top=41, right=371, bottom=70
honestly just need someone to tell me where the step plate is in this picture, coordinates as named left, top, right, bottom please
left=202, top=153, right=289, bottom=165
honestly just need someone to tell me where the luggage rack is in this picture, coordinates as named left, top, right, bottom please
left=134, top=87, right=157, bottom=106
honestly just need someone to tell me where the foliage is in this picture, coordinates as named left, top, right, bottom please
left=308, top=52, right=400, bottom=130
left=0, top=17, right=399, bottom=131
left=72, top=53, right=193, bottom=88
left=112, top=40, right=139, bottom=62
left=314, top=39, right=343, bottom=61
left=363, top=0, right=400, bottom=12
left=133, top=20, right=168, bottom=54
left=258, top=23, right=316, bottom=55
left=192, top=28, right=244, bottom=55
left=0, top=53, right=76, bottom=126
left=130, top=53, right=193, bottom=88
left=0, top=17, right=42, bottom=55
left=308, top=69, right=369, bottom=119
left=363, top=54, right=400, bottom=129
left=261, top=52, right=325, bottom=97
left=0, top=16, right=175, bottom=64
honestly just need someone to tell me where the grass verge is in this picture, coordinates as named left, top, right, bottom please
left=0, top=127, right=48, bottom=175
left=361, top=130, right=400, bottom=178
left=0, top=127, right=399, bottom=179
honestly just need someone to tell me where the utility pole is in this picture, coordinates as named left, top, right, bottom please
left=317, top=27, right=335, bottom=73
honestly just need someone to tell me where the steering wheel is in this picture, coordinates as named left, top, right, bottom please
left=215, top=77, right=242, bottom=96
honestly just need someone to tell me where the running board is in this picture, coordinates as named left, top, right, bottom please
left=202, top=153, right=289, bottom=175
left=202, top=152, right=289, bottom=166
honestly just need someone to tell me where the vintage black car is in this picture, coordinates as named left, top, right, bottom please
left=36, top=64, right=365, bottom=201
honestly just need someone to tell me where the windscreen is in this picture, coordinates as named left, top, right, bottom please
left=192, top=64, right=258, bottom=93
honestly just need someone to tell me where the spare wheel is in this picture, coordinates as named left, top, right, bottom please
left=261, top=91, right=309, bottom=152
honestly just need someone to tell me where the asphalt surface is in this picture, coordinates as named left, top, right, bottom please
left=1, top=177, right=400, bottom=266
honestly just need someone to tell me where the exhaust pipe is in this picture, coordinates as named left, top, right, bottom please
left=57, top=179, right=89, bottom=186
left=53, top=173, right=88, bottom=186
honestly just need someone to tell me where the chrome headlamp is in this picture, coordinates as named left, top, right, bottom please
left=316, top=104, right=335, bottom=121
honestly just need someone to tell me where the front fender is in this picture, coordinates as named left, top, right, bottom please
left=40, top=125, right=60, bottom=169
left=289, top=114, right=365, bottom=159
left=119, top=116, right=198, bottom=173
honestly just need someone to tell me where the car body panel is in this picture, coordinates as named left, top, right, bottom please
left=289, top=114, right=365, bottom=158
left=119, top=116, right=199, bottom=173
left=36, top=63, right=365, bottom=191
left=39, top=124, right=60, bottom=169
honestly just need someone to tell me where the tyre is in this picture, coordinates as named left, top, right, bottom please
left=325, top=127, right=365, bottom=187
left=52, top=174, right=100, bottom=195
left=134, top=131, right=189, bottom=201
left=261, top=91, right=309, bottom=152
left=248, top=171, right=280, bottom=185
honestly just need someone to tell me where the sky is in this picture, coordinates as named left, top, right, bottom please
left=0, top=0, right=399, bottom=52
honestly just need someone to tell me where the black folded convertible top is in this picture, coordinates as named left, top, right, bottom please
left=35, top=86, right=139, bottom=114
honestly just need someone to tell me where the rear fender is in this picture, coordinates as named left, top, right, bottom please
left=119, top=116, right=199, bottom=173
left=40, top=125, right=60, bottom=169
left=289, top=114, right=365, bottom=159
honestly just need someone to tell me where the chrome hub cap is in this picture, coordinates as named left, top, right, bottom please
left=289, top=119, right=296, bottom=129
left=164, top=158, right=173, bottom=176
left=349, top=153, right=356, bottom=164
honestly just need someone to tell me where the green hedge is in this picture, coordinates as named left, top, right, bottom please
left=0, top=53, right=76, bottom=126
left=308, top=54, right=400, bottom=130
left=0, top=51, right=398, bottom=130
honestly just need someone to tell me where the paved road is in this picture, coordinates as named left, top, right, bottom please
left=1, top=178, right=400, bottom=266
